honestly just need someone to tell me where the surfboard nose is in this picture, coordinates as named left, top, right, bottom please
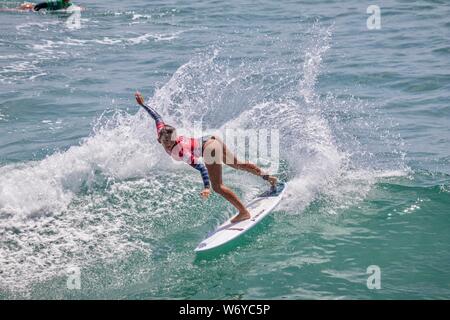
left=195, top=242, right=207, bottom=251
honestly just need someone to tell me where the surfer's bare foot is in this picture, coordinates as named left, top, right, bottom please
left=231, top=211, right=251, bottom=223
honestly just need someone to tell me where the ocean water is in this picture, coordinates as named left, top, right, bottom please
left=0, top=0, right=449, bottom=299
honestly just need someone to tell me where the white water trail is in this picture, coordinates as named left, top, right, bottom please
left=0, top=110, right=160, bottom=292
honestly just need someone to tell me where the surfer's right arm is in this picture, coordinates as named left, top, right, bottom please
left=135, top=91, right=165, bottom=135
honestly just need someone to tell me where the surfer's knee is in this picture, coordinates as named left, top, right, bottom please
left=211, top=183, right=222, bottom=193
left=212, top=183, right=226, bottom=194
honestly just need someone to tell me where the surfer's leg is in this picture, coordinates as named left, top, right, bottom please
left=204, top=140, right=251, bottom=222
left=216, top=137, right=278, bottom=186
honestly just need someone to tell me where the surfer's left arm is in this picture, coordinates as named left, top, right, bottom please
left=185, top=155, right=211, bottom=199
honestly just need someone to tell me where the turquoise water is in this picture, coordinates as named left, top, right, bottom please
left=0, top=0, right=449, bottom=299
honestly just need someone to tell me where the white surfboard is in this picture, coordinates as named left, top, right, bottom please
left=195, top=182, right=286, bottom=252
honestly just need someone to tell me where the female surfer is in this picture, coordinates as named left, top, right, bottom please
left=135, top=91, right=277, bottom=223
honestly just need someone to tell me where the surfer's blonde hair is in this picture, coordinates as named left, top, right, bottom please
left=157, top=125, right=176, bottom=143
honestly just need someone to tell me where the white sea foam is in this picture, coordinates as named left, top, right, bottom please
left=126, top=31, right=184, bottom=44
left=16, top=20, right=61, bottom=32
left=2, top=28, right=183, bottom=84
left=132, top=14, right=152, bottom=21
left=0, top=111, right=160, bottom=292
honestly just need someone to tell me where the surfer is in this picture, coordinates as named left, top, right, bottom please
left=135, top=91, right=277, bottom=223
left=16, top=0, right=73, bottom=11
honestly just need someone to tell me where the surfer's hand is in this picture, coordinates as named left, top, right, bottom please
left=262, top=174, right=278, bottom=186
left=200, top=188, right=211, bottom=199
left=135, top=91, right=145, bottom=106
left=267, top=175, right=278, bottom=186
